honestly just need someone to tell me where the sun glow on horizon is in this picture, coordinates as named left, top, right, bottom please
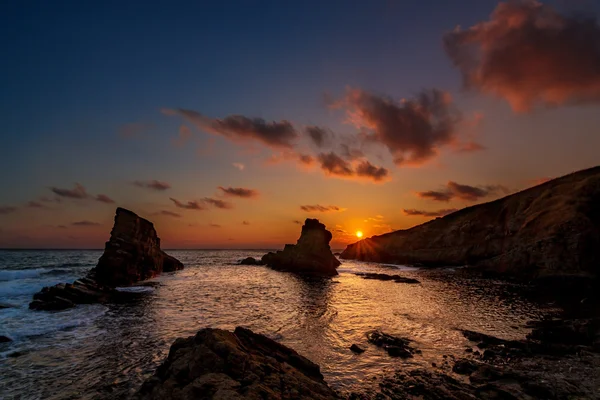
left=356, top=231, right=363, bottom=238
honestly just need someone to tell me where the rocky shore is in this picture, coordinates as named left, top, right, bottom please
left=260, top=218, right=340, bottom=276
left=340, top=167, right=600, bottom=283
left=29, top=207, right=183, bottom=311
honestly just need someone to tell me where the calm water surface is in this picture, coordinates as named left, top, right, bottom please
left=0, top=250, right=548, bottom=399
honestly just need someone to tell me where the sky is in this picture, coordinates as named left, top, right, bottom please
left=1, top=0, right=600, bottom=249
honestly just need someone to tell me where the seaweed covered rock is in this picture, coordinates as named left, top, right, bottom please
left=261, top=219, right=340, bottom=276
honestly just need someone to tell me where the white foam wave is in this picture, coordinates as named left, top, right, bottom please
left=115, top=286, right=154, bottom=293
left=0, top=269, right=47, bottom=281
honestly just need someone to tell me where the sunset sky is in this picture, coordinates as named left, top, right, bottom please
left=1, top=0, right=600, bottom=249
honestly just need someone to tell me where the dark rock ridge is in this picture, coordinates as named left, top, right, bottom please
left=354, top=272, right=420, bottom=284
left=239, top=257, right=263, bottom=265
left=29, top=208, right=183, bottom=311
left=261, top=219, right=340, bottom=276
left=366, top=330, right=419, bottom=358
left=341, top=166, right=600, bottom=281
left=135, top=327, right=338, bottom=400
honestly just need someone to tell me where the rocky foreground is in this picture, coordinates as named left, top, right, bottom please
left=29, top=207, right=183, bottom=311
left=260, top=218, right=340, bottom=276
left=135, top=327, right=338, bottom=400
left=341, top=166, right=600, bottom=282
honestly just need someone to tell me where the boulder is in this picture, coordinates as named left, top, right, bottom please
left=350, top=344, right=365, bottom=354
left=354, top=272, right=420, bottom=284
left=239, top=257, right=263, bottom=265
left=0, top=335, right=12, bottom=343
left=261, top=219, right=340, bottom=276
left=340, top=166, right=600, bottom=282
left=29, top=208, right=183, bottom=311
left=135, top=327, right=339, bottom=400
left=366, top=330, right=418, bottom=358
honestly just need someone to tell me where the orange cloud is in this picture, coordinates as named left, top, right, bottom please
left=444, top=0, right=600, bottom=112
left=300, top=205, right=346, bottom=212
left=336, top=88, right=463, bottom=166
left=218, top=187, right=259, bottom=198
left=133, top=180, right=171, bottom=191
left=416, top=181, right=509, bottom=202
left=403, top=208, right=458, bottom=217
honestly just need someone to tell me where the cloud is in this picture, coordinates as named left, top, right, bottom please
left=152, top=210, right=181, bottom=218
left=133, top=180, right=171, bottom=191
left=27, top=201, right=45, bottom=208
left=456, top=141, right=486, bottom=153
left=355, top=160, right=390, bottom=182
left=339, top=143, right=364, bottom=161
left=209, top=223, right=222, bottom=228
left=403, top=208, right=458, bottom=217
left=293, top=220, right=302, bottom=224
left=265, top=151, right=315, bottom=168
left=72, top=221, right=101, bottom=226
left=95, top=194, right=115, bottom=204
left=119, top=122, right=153, bottom=138
left=173, top=125, right=192, bottom=146
left=306, top=126, right=331, bottom=147
left=50, top=183, right=89, bottom=199
left=444, top=0, right=600, bottom=112
left=0, top=206, right=17, bottom=215
left=417, top=181, right=509, bottom=202
left=169, top=198, right=205, bottom=210
left=233, top=163, right=245, bottom=171
left=300, top=205, right=346, bottom=212
left=242, top=220, right=250, bottom=225
left=298, top=154, right=315, bottom=165
left=217, top=187, right=259, bottom=198
left=57, top=225, right=67, bottom=229
left=336, top=88, right=462, bottom=166
left=165, top=109, right=298, bottom=149
left=203, top=197, right=234, bottom=209
left=318, top=152, right=354, bottom=177
left=316, top=152, right=390, bottom=183
left=40, top=196, right=61, bottom=203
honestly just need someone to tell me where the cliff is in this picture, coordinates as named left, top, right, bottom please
left=261, top=219, right=340, bottom=276
left=341, top=167, right=600, bottom=281
left=30, top=208, right=183, bottom=310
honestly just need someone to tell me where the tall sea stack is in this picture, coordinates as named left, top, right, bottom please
left=29, top=208, right=183, bottom=311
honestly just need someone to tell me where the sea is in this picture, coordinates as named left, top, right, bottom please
left=0, top=249, right=550, bottom=399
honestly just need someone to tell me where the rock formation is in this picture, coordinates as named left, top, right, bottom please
left=341, top=166, right=600, bottom=281
left=261, top=219, right=340, bottom=276
left=135, top=327, right=339, bottom=400
left=29, top=208, right=183, bottom=311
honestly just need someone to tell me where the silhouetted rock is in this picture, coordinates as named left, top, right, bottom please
left=350, top=344, right=365, bottom=354
left=341, top=167, right=600, bottom=282
left=0, top=335, right=12, bottom=343
left=135, top=327, right=338, bottom=400
left=366, top=330, right=417, bottom=358
left=261, top=219, right=340, bottom=276
left=354, top=272, right=420, bottom=284
left=239, top=257, right=263, bottom=265
left=29, top=208, right=183, bottom=311
left=527, top=318, right=600, bottom=347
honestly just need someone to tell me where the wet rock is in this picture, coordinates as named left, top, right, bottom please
left=0, top=335, right=12, bottom=343
left=366, top=330, right=416, bottom=358
left=452, top=358, right=479, bottom=375
left=350, top=344, right=365, bottom=354
left=261, top=219, right=340, bottom=277
left=135, top=327, right=338, bottom=399
left=7, top=351, right=24, bottom=358
left=29, top=208, right=184, bottom=311
left=239, top=257, right=263, bottom=265
left=340, top=167, right=600, bottom=283
left=354, top=272, right=419, bottom=284
left=527, top=318, right=600, bottom=347
left=0, top=303, right=14, bottom=309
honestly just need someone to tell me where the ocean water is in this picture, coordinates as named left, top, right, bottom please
left=0, top=250, right=548, bottom=399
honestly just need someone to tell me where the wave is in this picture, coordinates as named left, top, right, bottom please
left=0, top=269, right=48, bottom=282
left=115, top=286, right=155, bottom=294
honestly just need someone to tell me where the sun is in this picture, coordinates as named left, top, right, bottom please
left=356, top=231, right=363, bottom=238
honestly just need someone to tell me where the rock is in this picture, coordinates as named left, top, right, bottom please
left=239, top=257, right=263, bottom=265
left=7, top=351, right=24, bottom=358
left=366, top=330, right=416, bottom=358
left=29, top=208, right=184, bottom=311
left=261, top=219, right=340, bottom=276
left=89, top=207, right=184, bottom=286
left=0, top=303, right=14, bottom=309
left=452, top=358, right=479, bottom=375
left=354, top=272, right=420, bottom=284
left=350, top=344, right=365, bottom=354
left=340, top=166, right=600, bottom=283
left=0, top=335, right=12, bottom=343
left=527, top=318, right=600, bottom=346
left=134, top=327, right=338, bottom=399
